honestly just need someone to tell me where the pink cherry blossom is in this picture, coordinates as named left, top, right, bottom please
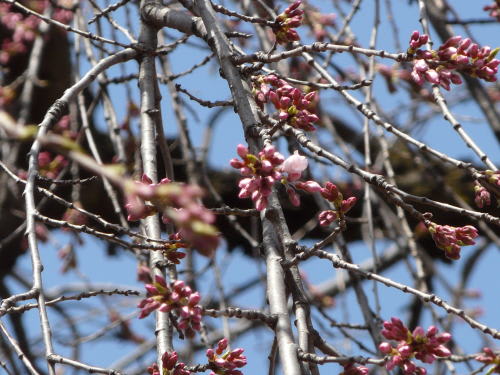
left=138, top=276, right=202, bottom=338
left=427, top=222, right=479, bottom=260
left=282, top=151, right=308, bottom=181
left=379, top=317, right=452, bottom=375
left=408, top=32, right=499, bottom=89
left=274, top=1, right=303, bottom=45
left=206, top=338, right=247, bottom=375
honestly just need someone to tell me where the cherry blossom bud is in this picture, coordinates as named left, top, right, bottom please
left=434, top=346, right=452, bottom=357
left=424, top=69, right=440, bottom=84
left=414, top=59, right=429, bottom=72
left=443, top=35, right=462, bottom=48
left=285, top=0, right=301, bottom=14
left=296, top=180, right=322, bottom=192
left=379, top=342, right=392, bottom=354
left=320, top=182, right=340, bottom=201
left=236, top=144, right=248, bottom=158
left=283, top=151, right=308, bottom=176
left=411, top=70, right=425, bottom=85
left=341, top=197, right=357, bottom=213
left=474, top=184, right=491, bottom=208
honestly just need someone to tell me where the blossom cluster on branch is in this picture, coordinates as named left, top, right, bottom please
left=230, top=144, right=356, bottom=220
left=426, top=222, right=479, bottom=260
left=317, top=182, right=357, bottom=226
left=484, top=1, right=500, bottom=21
left=0, top=0, right=74, bottom=65
left=474, top=170, right=500, bottom=208
left=125, top=174, right=219, bottom=255
left=273, top=0, right=303, bottom=45
left=147, top=351, right=190, bottom=375
left=138, top=276, right=202, bottom=338
left=475, top=347, right=500, bottom=374
left=206, top=338, right=247, bottom=375
left=253, top=74, right=319, bottom=131
left=408, top=31, right=500, bottom=90
left=379, top=317, right=452, bottom=375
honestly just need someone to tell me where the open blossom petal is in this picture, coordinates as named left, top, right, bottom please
left=282, top=151, right=308, bottom=176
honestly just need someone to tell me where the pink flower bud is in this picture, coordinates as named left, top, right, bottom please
left=398, top=345, right=412, bottom=357
left=320, top=182, right=339, bottom=201
left=145, top=284, right=158, bottom=295
left=414, top=59, right=429, bottom=72
left=450, top=73, right=462, bottom=84
left=236, top=144, right=248, bottom=158
left=443, top=35, right=462, bottom=48
left=158, top=303, right=171, bottom=313
left=433, top=346, right=451, bottom=357
left=269, top=90, right=280, bottom=108
left=188, top=292, right=201, bottom=305
left=172, top=279, right=185, bottom=290
left=279, top=97, right=291, bottom=112
left=410, top=30, right=420, bottom=42
left=403, top=361, right=416, bottom=374
left=217, top=338, right=229, bottom=353
left=255, top=196, right=267, bottom=211
left=304, top=91, right=317, bottom=102
left=154, top=275, right=167, bottom=287
left=341, top=197, right=357, bottom=213
left=424, top=69, right=440, bottom=84
left=285, top=0, right=301, bottom=14
left=426, top=325, right=438, bottom=336
left=296, top=180, right=322, bottom=192
left=206, top=348, right=215, bottom=360
left=379, top=342, right=392, bottom=354
left=230, top=158, right=244, bottom=169
left=411, top=69, right=425, bottom=85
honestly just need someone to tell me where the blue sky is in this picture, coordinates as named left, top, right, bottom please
left=4, top=1, right=499, bottom=374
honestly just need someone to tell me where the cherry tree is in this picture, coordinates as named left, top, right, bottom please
left=0, top=0, right=499, bottom=374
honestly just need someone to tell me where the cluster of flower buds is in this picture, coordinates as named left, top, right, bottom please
left=484, top=1, right=500, bottom=21
left=427, top=222, right=479, bottom=260
left=273, top=0, right=303, bottom=45
left=147, top=351, right=191, bottom=375
left=475, top=347, right=500, bottom=373
left=408, top=31, right=500, bottom=90
left=162, top=232, right=188, bottom=264
left=318, top=182, right=357, bottom=226
left=206, top=338, right=247, bottom=375
left=408, top=31, right=429, bottom=53
left=340, top=363, right=369, bottom=375
left=230, top=144, right=284, bottom=211
left=0, top=1, right=74, bottom=64
left=474, top=182, right=492, bottom=208
left=138, top=276, right=202, bottom=338
left=124, top=174, right=219, bottom=256
left=379, top=317, right=452, bottom=375
left=253, top=74, right=319, bottom=131
left=230, top=145, right=323, bottom=210
left=281, top=151, right=322, bottom=206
